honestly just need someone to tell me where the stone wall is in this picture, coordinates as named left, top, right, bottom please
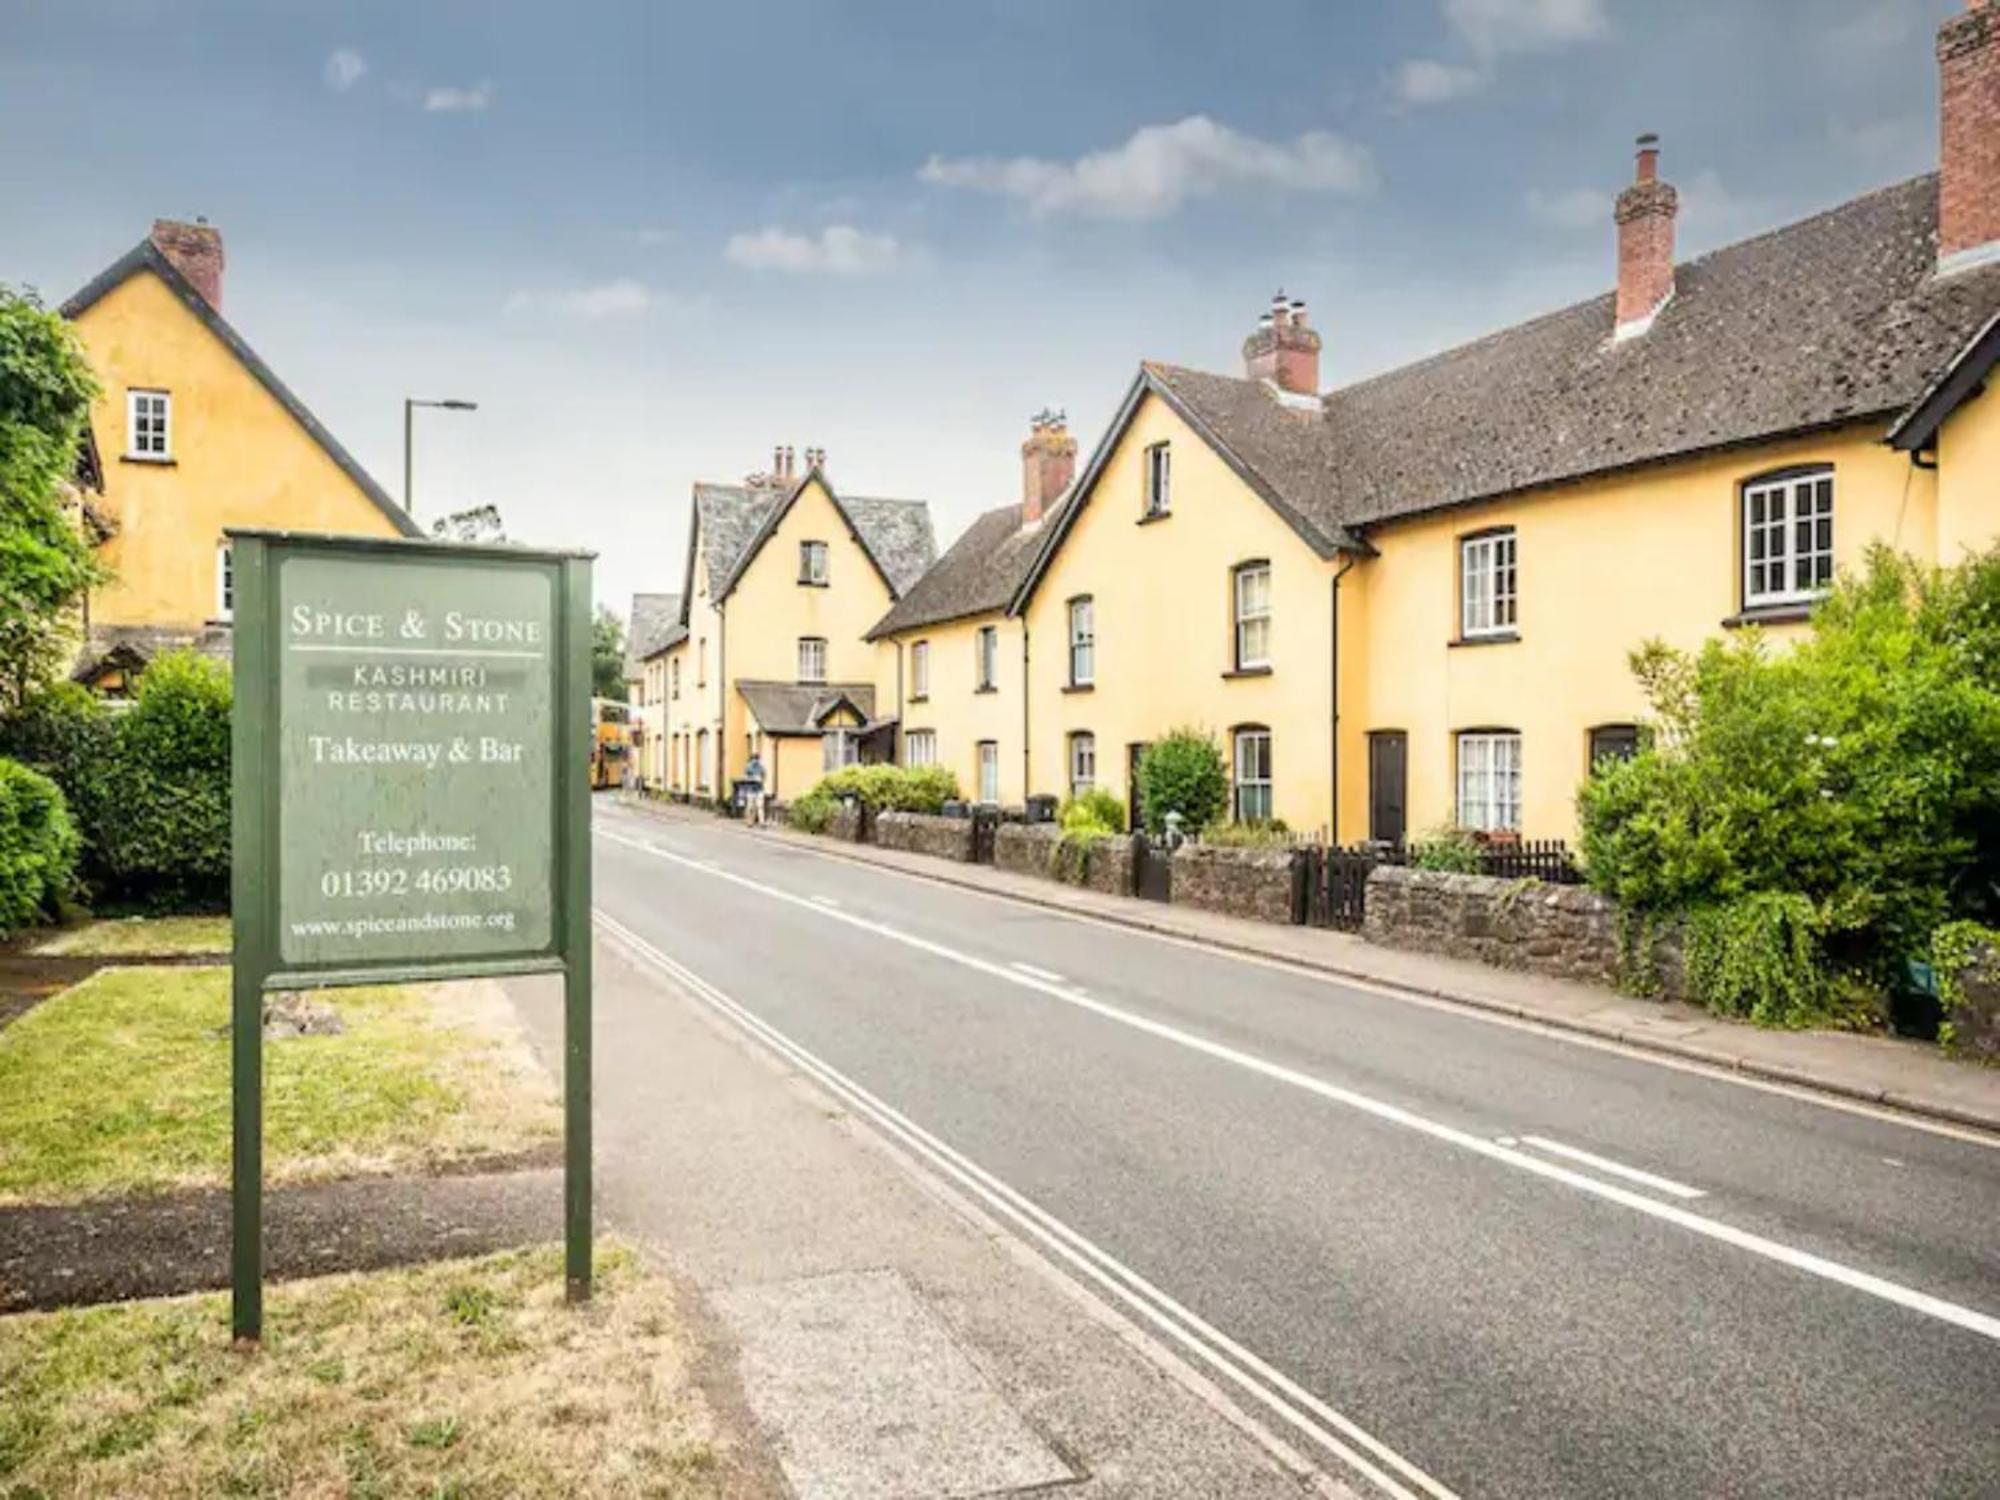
left=1946, top=944, right=2000, bottom=1062
left=1362, top=865, right=1683, bottom=998
left=994, top=823, right=1060, bottom=879
left=1170, top=844, right=1298, bottom=926
left=825, top=804, right=865, bottom=843
left=874, top=811, right=976, bottom=862
left=1080, top=834, right=1134, bottom=897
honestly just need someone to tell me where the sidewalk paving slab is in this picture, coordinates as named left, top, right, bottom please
left=603, top=801, right=2000, bottom=1137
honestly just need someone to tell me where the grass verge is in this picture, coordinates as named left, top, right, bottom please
left=0, top=1243, right=733, bottom=1499
left=0, top=968, right=558, bottom=1205
left=27, top=916, right=231, bottom=958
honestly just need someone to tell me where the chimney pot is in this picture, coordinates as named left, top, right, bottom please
left=149, top=218, right=225, bottom=310
left=1019, top=408, right=1076, bottom=524
left=1939, top=0, right=2000, bottom=270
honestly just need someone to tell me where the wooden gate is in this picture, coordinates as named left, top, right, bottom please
left=1131, top=832, right=1172, bottom=902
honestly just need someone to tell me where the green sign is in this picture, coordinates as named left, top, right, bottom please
left=229, top=531, right=595, bottom=1344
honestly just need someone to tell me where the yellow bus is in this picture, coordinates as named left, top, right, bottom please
left=591, top=698, right=631, bottom=790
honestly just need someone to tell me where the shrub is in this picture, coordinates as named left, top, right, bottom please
left=1200, top=820, right=1293, bottom=848
left=1411, top=825, right=1485, bottom=874
left=814, top=763, right=959, bottom=814
left=1931, top=919, right=1999, bottom=1055
left=0, top=757, right=78, bottom=933
left=788, top=789, right=837, bottom=834
left=1136, top=729, right=1227, bottom=836
left=1683, top=892, right=1831, bottom=1028
left=1059, top=787, right=1125, bottom=835
left=1052, top=828, right=1101, bottom=885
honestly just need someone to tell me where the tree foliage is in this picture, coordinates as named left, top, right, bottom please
left=1579, top=546, right=2000, bottom=1004
left=0, top=757, right=79, bottom=934
left=0, top=287, right=103, bottom=706
left=1136, top=728, right=1228, bottom=835
left=592, top=607, right=627, bottom=701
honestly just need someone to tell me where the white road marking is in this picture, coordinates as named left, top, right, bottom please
left=811, top=895, right=842, bottom=908
left=594, top=907, right=1455, bottom=1500
left=1010, top=961, right=1066, bottom=984
left=1516, top=1135, right=1707, bottom=1201
left=596, top=823, right=2000, bottom=1346
left=741, top=823, right=2000, bottom=1150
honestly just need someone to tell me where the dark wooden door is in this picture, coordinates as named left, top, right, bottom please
left=1368, top=731, right=1407, bottom=845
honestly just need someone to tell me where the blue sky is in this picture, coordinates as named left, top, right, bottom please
left=3, top=0, right=1957, bottom=618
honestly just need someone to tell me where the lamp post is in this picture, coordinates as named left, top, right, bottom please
left=403, top=397, right=478, bottom=524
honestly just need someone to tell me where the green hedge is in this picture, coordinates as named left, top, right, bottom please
left=0, top=651, right=231, bottom=908
left=1136, top=729, right=1227, bottom=835
left=811, top=763, right=959, bottom=813
left=0, top=757, right=79, bottom=934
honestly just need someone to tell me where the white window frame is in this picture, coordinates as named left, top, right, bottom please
left=906, top=729, right=937, bottom=768
left=127, top=389, right=171, bottom=460
left=798, top=637, right=826, bottom=684
left=1233, top=562, right=1272, bottom=670
left=1144, top=442, right=1171, bottom=517
left=1068, top=597, right=1095, bottom=686
left=1232, top=728, right=1273, bottom=823
left=911, top=640, right=930, bottom=699
left=977, top=740, right=1000, bottom=803
left=1460, top=530, right=1517, bottom=639
left=215, top=542, right=234, bottom=622
left=1069, top=731, right=1096, bottom=798
left=1456, top=731, right=1522, bottom=833
left=976, top=625, right=998, bottom=690
left=800, top=540, right=829, bottom=585
left=1742, top=471, right=1834, bottom=608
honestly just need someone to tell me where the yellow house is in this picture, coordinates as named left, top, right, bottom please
left=623, top=592, right=680, bottom=791
left=59, top=219, right=420, bottom=687
left=895, top=5, right=2000, bottom=843
left=656, top=446, right=935, bottom=805
left=865, top=411, right=1076, bottom=809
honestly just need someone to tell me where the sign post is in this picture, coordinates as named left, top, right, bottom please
left=227, top=530, right=595, bottom=1344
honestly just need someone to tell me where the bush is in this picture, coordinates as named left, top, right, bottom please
left=1683, top=892, right=1831, bottom=1028
left=814, top=763, right=959, bottom=814
left=1059, top=787, right=1125, bottom=835
left=787, top=789, right=838, bottom=834
left=0, top=757, right=78, bottom=933
left=1200, top=820, right=1292, bottom=848
left=1136, top=729, right=1227, bottom=836
left=1411, top=825, right=1485, bottom=874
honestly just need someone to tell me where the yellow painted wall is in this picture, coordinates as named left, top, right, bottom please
left=1021, top=391, right=1336, bottom=831
left=1938, top=383, right=2000, bottom=563
left=1341, top=424, right=1938, bottom=842
left=72, top=269, right=404, bottom=630
left=662, top=541, right=722, bottom=796
left=719, top=477, right=899, bottom=793
left=881, top=613, right=1026, bottom=805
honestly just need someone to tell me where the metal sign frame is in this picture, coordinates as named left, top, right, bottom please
left=227, top=529, right=595, bottom=1343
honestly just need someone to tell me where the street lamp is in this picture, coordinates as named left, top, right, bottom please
left=403, top=397, right=479, bottom=523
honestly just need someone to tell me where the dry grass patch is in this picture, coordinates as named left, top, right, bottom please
left=0, top=968, right=558, bottom=1205
left=28, top=917, right=231, bottom=958
left=0, top=1243, right=738, bottom=1499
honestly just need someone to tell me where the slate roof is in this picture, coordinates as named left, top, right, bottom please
left=867, top=500, right=1059, bottom=638
left=1017, top=173, right=2000, bottom=605
left=61, top=240, right=422, bottom=538
left=689, top=481, right=784, bottom=604
left=624, top=592, right=682, bottom=676
left=735, top=679, right=878, bottom=735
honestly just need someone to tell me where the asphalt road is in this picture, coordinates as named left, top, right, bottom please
left=592, top=801, right=2000, bottom=1500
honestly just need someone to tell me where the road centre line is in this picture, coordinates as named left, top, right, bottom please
left=1516, top=1135, right=1707, bottom=1200
left=594, top=906, right=1454, bottom=1500
left=596, top=823, right=2000, bottom=1346
left=1011, top=961, right=1067, bottom=984
left=723, top=821, right=2000, bottom=1149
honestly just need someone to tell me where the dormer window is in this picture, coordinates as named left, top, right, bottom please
left=1742, top=469, right=1833, bottom=608
left=1143, top=442, right=1171, bottom=518
left=799, top=540, right=829, bottom=585
left=127, top=389, right=171, bottom=460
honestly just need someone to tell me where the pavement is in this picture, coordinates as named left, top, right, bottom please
left=734, top=811, right=2000, bottom=1135
left=582, top=797, right=2000, bottom=1500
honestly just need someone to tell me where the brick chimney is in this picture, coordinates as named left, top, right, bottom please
left=1242, top=292, right=1321, bottom=396
left=1020, top=409, right=1076, bottom=524
left=1939, top=0, right=2000, bottom=272
left=1613, top=135, right=1677, bottom=339
left=149, top=218, right=224, bottom=310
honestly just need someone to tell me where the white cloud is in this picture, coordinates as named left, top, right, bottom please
left=1676, top=168, right=1772, bottom=241
left=1444, top=0, right=1608, bottom=60
left=323, top=48, right=367, bottom=92
left=1394, top=59, right=1485, bottom=105
left=630, top=227, right=677, bottom=247
left=1525, top=185, right=1610, bottom=230
left=505, top=279, right=658, bottom=320
left=723, top=224, right=911, bottom=275
left=424, top=81, right=494, bottom=113
left=918, top=115, right=1374, bottom=220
